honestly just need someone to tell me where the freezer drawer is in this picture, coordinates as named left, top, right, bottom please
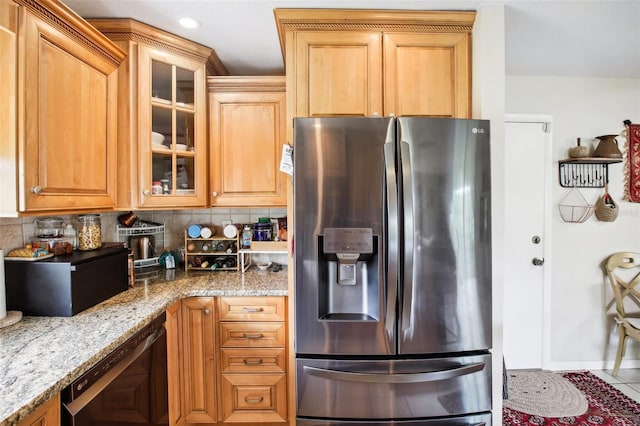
left=297, top=413, right=491, bottom=425
left=296, top=354, right=491, bottom=420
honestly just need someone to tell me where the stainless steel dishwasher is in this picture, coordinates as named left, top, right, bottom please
left=62, top=313, right=168, bottom=425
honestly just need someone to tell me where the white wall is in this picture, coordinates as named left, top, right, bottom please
left=473, top=4, right=506, bottom=422
left=507, top=75, right=640, bottom=370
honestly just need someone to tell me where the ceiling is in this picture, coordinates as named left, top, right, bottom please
left=61, top=0, right=640, bottom=79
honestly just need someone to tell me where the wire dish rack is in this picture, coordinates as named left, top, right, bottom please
left=116, top=222, right=165, bottom=268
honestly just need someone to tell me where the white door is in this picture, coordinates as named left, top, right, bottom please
left=503, top=115, right=552, bottom=370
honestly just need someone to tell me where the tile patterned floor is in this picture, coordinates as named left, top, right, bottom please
left=590, top=369, right=640, bottom=402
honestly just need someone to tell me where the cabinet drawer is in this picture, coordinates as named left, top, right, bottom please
left=219, top=322, right=285, bottom=348
left=218, top=296, right=285, bottom=321
left=221, top=373, right=287, bottom=423
left=221, top=348, right=286, bottom=373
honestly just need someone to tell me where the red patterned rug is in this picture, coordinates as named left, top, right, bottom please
left=503, top=371, right=640, bottom=425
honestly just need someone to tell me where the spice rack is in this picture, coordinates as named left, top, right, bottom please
left=184, top=230, right=244, bottom=271
left=558, top=158, right=622, bottom=188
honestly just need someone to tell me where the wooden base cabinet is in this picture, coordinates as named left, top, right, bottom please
left=0, top=0, right=125, bottom=216
left=15, top=393, right=59, bottom=426
left=175, top=296, right=288, bottom=425
left=217, top=297, right=288, bottom=424
left=182, top=297, right=218, bottom=424
left=167, top=301, right=186, bottom=426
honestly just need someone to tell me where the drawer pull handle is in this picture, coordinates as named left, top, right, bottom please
left=242, top=307, right=264, bottom=313
left=243, top=333, right=264, bottom=339
left=245, top=396, right=264, bottom=404
left=243, top=358, right=264, bottom=365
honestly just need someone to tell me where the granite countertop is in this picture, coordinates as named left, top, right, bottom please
left=0, top=267, right=288, bottom=425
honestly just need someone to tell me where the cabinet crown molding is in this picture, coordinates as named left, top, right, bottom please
left=207, top=76, right=285, bottom=92
left=274, top=8, right=476, bottom=58
left=88, top=18, right=228, bottom=75
left=15, top=0, right=126, bottom=66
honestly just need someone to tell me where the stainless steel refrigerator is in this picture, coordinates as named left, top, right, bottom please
left=293, top=117, right=492, bottom=425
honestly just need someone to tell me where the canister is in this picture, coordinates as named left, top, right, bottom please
left=77, top=214, right=102, bottom=250
left=34, top=217, right=65, bottom=238
left=253, top=222, right=272, bottom=241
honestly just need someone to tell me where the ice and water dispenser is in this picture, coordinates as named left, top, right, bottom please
left=317, top=228, right=379, bottom=321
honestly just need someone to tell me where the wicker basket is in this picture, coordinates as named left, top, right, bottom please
left=559, top=187, right=595, bottom=223
left=595, top=190, right=618, bottom=222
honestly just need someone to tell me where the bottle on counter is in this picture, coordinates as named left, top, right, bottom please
left=242, top=225, right=253, bottom=250
left=63, top=223, right=77, bottom=250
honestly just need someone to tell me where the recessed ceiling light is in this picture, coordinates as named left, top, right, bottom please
left=179, top=17, right=199, bottom=29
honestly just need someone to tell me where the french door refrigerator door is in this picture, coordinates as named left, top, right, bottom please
left=296, top=354, right=492, bottom=421
left=396, top=118, right=492, bottom=355
left=293, top=117, right=397, bottom=356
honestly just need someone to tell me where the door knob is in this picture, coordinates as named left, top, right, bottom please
left=532, top=257, right=544, bottom=266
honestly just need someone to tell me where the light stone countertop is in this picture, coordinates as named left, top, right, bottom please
left=0, top=267, right=288, bottom=425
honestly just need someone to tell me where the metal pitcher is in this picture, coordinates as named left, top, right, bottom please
left=131, top=235, right=155, bottom=260
left=593, top=134, right=622, bottom=158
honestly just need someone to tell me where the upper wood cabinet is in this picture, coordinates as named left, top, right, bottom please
left=89, top=19, right=227, bottom=210
left=0, top=0, right=125, bottom=217
left=293, top=31, right=382, bottom=118
left=275, top=9, right=475, bottom=134
left=208, top=76, right=287, bottom=207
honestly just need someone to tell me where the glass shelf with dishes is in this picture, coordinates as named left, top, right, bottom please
left=150, top=61, right=197, bottom=196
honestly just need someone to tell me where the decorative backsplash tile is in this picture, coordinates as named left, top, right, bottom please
left=0, top=208, right=287, bottom=253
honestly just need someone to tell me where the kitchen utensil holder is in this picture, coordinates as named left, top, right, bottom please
left=558, top=158, right=622, bottom=188
left=559, top=187, right=595, bottom=223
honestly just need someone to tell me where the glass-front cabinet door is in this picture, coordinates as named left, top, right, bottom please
left=139, top=47, right=207, bottom=208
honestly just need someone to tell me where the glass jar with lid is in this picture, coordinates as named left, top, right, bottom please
left=34, top=217, right=65, bottom=238
left=77, top=214, right=102, bottom=250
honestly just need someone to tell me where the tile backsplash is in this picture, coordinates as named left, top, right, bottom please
left=0, top=207, right=287, bottom=254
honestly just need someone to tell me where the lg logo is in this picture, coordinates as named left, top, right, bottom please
left=472, top=128, right=486, bottom=134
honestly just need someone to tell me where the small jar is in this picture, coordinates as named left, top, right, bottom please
left=77, top=214, right=102, bottom=250
left=152, top=181, right=162, bottom=195
left=161, top=179, right=170, bottom=194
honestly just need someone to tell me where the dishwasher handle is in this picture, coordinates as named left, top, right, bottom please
left=63, top=326, right=166, bottom=417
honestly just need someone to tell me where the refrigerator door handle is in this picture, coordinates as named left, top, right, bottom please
left=302, top=362, right=485, bottom=384
left=384, top=142, right=398, bottom=340
left=400, top=140, right=414, bottom=331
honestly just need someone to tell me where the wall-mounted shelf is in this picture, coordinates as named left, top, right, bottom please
left=240, top=241, right=288, bottom=273
left=558, top=158, right=622, bottom=188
